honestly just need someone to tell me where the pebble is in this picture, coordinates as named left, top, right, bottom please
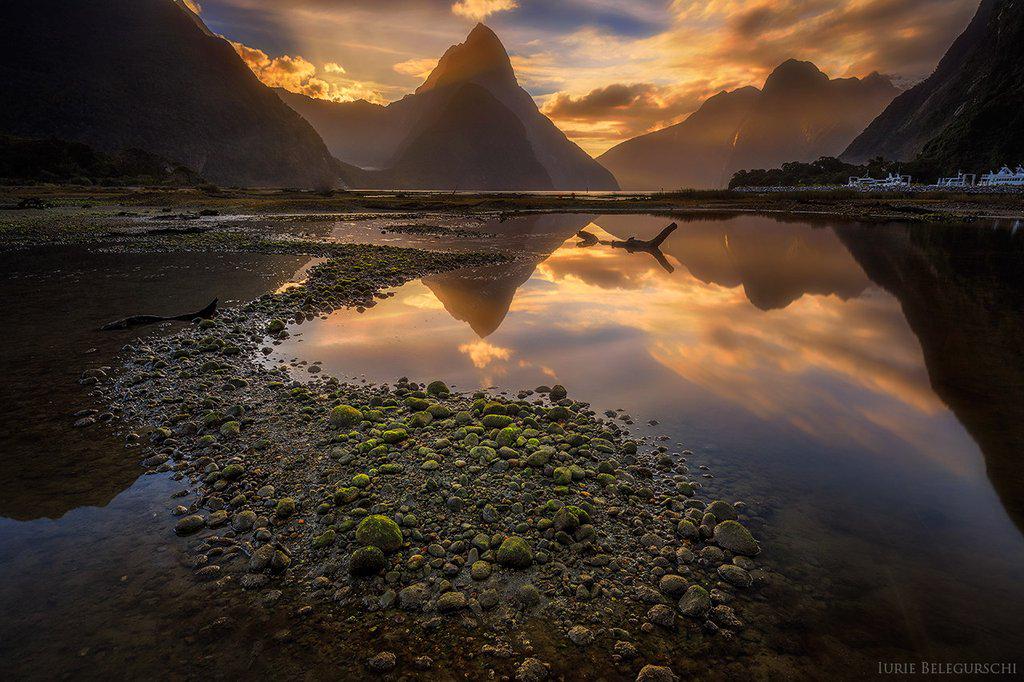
left=636, top=664, right=677, bottom=682
left=367, top=651, right=396, bottom=673
left=516, top=658, right=549, bottom=681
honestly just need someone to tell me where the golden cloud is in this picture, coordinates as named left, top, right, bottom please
left=451, top=0, right=519, bottom=21
left=393, top=57, right=439, bottom=80
left=230, top=40, right=387, bottom=104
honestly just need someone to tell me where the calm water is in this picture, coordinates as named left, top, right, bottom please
left=275, top=213, right=1024, bottom=669
left=1, top=213, right=1023, bottom=678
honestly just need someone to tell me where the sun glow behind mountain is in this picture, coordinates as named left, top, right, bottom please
left=187, top=0, right=977, bottom=155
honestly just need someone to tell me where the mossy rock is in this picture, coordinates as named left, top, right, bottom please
left=404, top=397, right=430, bottom=412
left=470, top=560, right=492, bottom=580
left=471, top=445, right=497, bottom=463
left=355, top=515, right=403, bottom=553
left=219, top=420, right=240, bottom=438
left=220, top=463, right=244, bottom=480
left=482, top=402, right=506, bottom=416
left=496, top=426, right=520, bottom=447
left=546, top=406, right=571, bottom=421
left=550, top=384, right=568, bottom=400
left=481, top=414, right=514, bottom=429
left=330, top=404, right=363, bottom=428
left=275, top=497, right=296, bottom=518
left=382, top=428, right=408, bottom=444
left=455, top=411, right=473, bottom=425
left=427, top=403, right=452, bottom=419
left=713, top=520, right=759, bottom=556
left=707, top=500, right=738, bottom=521
left=426, top=380, right=450, bottom=396
left=350, top=546, right=386, bottom=576
left=496, top=536, right=534, bottom=568
left=552, top=467, right=572, bottom=485
left=312, top=529, right=336, bottom=549
left=352, top=473, right=371, bottom=488
left=526, top=446, right=554, bottom=467
left=267, top=319, right=285, bottom=334
left=409, top=411, right=433, bottom=427
left=334, top=486, right=359, bottom=505
left=378, top=463, right=404, bottom=474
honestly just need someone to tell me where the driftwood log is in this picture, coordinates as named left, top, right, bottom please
left=576, top=222, right=678, bottom=273
left=101, top=298, right=218, bottom=331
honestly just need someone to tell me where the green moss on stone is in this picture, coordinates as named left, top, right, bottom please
left=355, top=515, right=403, bottom=553
left=330, top=404, right=363, bottom=428
left=496, top=536, right=534, bottom=568
left=349, top=546, right=386, bottom=576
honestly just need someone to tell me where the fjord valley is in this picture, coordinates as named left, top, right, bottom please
left=2, top=1, right=1024, bottom=681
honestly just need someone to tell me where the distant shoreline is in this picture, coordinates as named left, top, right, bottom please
left=3, top=185, right=1024, bottom=231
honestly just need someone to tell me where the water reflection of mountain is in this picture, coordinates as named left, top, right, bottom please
left=837, top=222, right=1024, bottom=534
left=0, top=249, right=308, bottom=521
left=593, top=214, right=872, bottom=310
left=422, top=213, right=593, bottom=337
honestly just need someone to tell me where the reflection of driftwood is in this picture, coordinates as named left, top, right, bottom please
left=101, top=298, right=218, bottom=330
left=576, top=222, right=678, bottom=273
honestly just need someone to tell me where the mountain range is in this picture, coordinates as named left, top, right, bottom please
left=277, top=24, right=618, bottom=191
left=0, top=0, right=347, bottom=189
left=598, top=60, right=899, bottom=189
left=2, top=0, right=1014, bottom=190
left=843, top=0, right=1024, bottom=172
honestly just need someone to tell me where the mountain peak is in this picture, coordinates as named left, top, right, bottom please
left=416, top=23, right=515, bottom=94
left=763, top=59, right=828, bottom=93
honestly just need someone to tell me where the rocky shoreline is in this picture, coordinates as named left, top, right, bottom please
left=87, top=237, right=773, bottom=679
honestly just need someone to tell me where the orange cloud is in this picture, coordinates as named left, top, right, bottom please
left=451, top=0, right=519, bottom=22
left=393, top=58, right=439, bottom=80
left=542, top=82, right=708, bottom=153
left=230, top=40, right=387, bottom=104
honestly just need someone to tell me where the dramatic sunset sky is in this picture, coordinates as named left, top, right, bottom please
left=189, top=0, right=979, bottom=155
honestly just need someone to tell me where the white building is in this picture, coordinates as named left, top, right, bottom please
left=979, top=165, right=1024, bottom=186
left=933, top=172, right=976, bottom=188
left=848, top=173, right=912, bottom=189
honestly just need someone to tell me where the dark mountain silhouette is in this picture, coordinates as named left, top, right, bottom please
left=836, top=221, right=1024, bottom=534
left=597, top=87, right=760, bottom=190
left=0, top=135, right=200, bottom=185
left=599, top=61, right=898, bottom=189
left=0, top=0, right=345, bottom=188
left=274, top=90, right=408, bottom=170
left=727, top=61, right=899, bottom=178
left=843, top=0, right=1024, bottom=172
left=386, top=84, right=552, bottom=190
left=278, top=24, right=618, bottom=190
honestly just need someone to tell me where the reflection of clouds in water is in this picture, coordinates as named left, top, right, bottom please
left=278, top=216, right=983, bottom=479
left=458, top=339, right=513, bottom=369
left=504, top=235, right=976, bottom=476
left=404, top=292, right=445, bottom=310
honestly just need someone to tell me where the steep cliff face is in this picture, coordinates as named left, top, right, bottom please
left=0, top=0, right=346, bottom=188
left=844, top=0, right=1024, bottom=171
left=727, top=61, right=899, bottom=177
left=597, top=88, right=760, bottom=190
left=279, top=24, right=618, bottom=190
left=599, top=61, right=897, bottom=189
